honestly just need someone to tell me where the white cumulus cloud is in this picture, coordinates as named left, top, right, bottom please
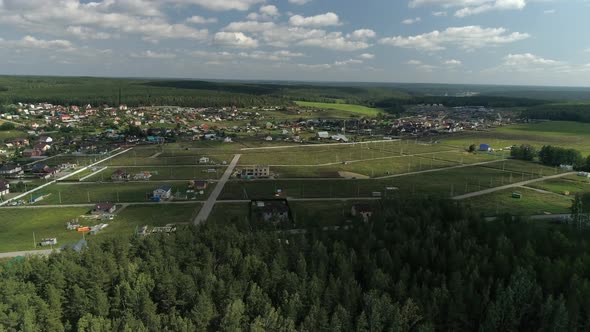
left=289, top=12, right=341, bottom=27
left=379, top=26, right=529, bottom=51
left=213, top=31, right=259, bottom=48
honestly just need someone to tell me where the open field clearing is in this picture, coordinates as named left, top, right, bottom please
left=0, top=204, right=200, bottom=253
left=272, top=156, right=457, bottom=178
left=295, top=101, right=382, bottom=116
left=465, top=188, right=573, bottom=216
left=81, top=166, right=225, bottom=182
left=237, top=141, right=452, bottom=166
left=27, top=181, right=209, bottom=205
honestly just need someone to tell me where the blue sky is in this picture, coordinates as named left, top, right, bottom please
left=0, top=0, right=588, bottom=86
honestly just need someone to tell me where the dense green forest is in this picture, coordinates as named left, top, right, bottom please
left=0, top=76, right=563, bottom=112
left=522, top=104, right=590, bottom=123
left=1, top=198, right=590, bottom=331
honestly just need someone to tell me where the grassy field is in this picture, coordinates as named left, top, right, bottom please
left=465, top=188, right=573, bottom=216
left=0, top=129, right=26, bottom=143
left=221, top=163, right=534, bottom=200
left=295, top=101, right=382, bottom=116
left=0, top=204, right=200, bottom=253
left=443, top=121, right=590, bottom=155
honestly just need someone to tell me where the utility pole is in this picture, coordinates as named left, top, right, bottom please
left=33, top=232, right=36, bottom=248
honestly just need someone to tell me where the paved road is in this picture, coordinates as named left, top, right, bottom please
left=78, top=166, right=107, bottom=181
left=193, top=154, right=241, bottom=225
left=0, top=249, right=57, bottom=259
left=0, top=148, right=131, bottom=207
left=453, top=172, right=575, bottom=200
left=375, top=159, right=504, bottom=180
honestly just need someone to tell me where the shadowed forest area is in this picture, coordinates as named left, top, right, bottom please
left=1, top=198, right=589, bottom=331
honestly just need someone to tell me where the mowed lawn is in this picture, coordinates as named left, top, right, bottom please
left=295, top=101, right=382, bottom=116
left=465, top=188, right=573, bottom=217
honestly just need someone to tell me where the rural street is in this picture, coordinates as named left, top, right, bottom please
left=193, top=154, right=241, bottom=225
left=0, top=148, right=132, bottom=207
left=375, top=159, right=505, bottom=179
left=0, top=249, right=57, bottom=259
left=452, top=172, right=576, bottom=200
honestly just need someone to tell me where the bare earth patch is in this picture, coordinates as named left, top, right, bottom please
left=338, top=171, right=369, bottom=179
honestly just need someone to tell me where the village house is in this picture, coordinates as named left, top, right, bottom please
left=34, top=143, right=51, bottom=152
left=133, top=171, right=152, bottom=180
left=0, top=164, right=23, bottom=176
left=91, top=203, right=117, bottom=215
left=111, top=169, right=131, bottom=181
left=188, top=180, right=208, bottom=190
left=0, top=180, right=9, bottom=196
left=38, top=136, right=53, bottom=144
left=199, top=157, right=210, bottom=164
left=153, top=185, right=172, bottom=200
left=23, top=149, right=43, bottom=158
left=10, top=138, right=29, bottom=147
left=253, top=200, right=290, bottom=223
left=351, top=204, right=373, bottom=223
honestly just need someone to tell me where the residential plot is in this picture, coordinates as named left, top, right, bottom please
left=0, top=204, right=201, bottom=252
left=99, top=204, right=200, bottom=240
left=81, top=166, right=225, bottom=182
left=29, top=181, right=209, bottom=205
left=465, top=188, right=573, bottom=217
left=0, top=207, right=90, bottom=252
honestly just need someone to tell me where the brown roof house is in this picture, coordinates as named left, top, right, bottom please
left=91, top=203, right=117, bottom=215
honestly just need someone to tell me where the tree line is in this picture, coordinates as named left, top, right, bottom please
left=1, top=198, right=590, bottom=331
left=511, top=144, right=590, bottom=170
